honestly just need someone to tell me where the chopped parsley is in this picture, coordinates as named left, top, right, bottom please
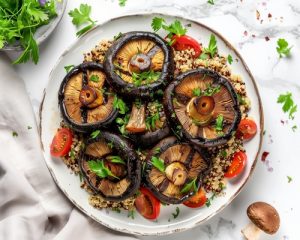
left=151, top=156, right=165, bottom=173
left=192, top=88, right=201, bottom=97
left=106, top=155, right=125, bottom=165
left=287, top=176, right=293, bottom=183
left=112, top=208, right=121, bottom=213
left=145, top=101, right=163, bottom=131
left=119, top=0, right=127, bottom=7
left=69, top=149, right=76, bottom=160
left=151, top=17, right=187, bottom=37
left=192, top=84, right=220, bottom=97
left=200, top=34, right=218, bottom=59
left=215, top=114, right=224, bottom=132
left=64, top=65, right=75, bottom=73
left=113, top=95, right=129, bottom=114
left=172, top=207, right=180, bottom=219
left=277, top=92, right=297, bottom=120
left=276, top=38, right=292, bottom=58
left=292, top=125, right=297, bottom=132
left=227, top=54, right=233, bottom=64
left=116, top=114, right=130, bottom=135
left=207, top=0, right=215, bottom=5
left=87, top=160, right=119, bottom=179
left=90, top=74, right=99, bottom=82
left=68, top=4, right=96, bottom=37
left=132, top=70, right=160, bottom=86
left=12, top=131, right=18, bottom=137
left=90, top=130, right=101, bottom=139
left=113, top=32, right=123, bottom=41
left=127, top=210, right=135, bottom=219
left=180, top=178, right=197, bottom=193
left=27, top=126, right=32, bottom=130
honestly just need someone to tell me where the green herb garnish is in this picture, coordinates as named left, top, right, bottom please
left=64, top=65, right=75, bottom=73
left=88, top=160, right=119, bottom=179
left=12, top=131, right=18, bottom=137
left=119, top=0, right=127, bottom=7
left=192, top=85, right=220, bottom=97
left=180, top=178, right=197, bottom=193
left=287, top=176, right=292, bottom=183
left=112, top=208, right=121, bottom=213
left=192, top=88, right=201, bottom=97
left=68, top=4, right=96, bottom=37
left=200, top=34, right=218, bottom=58
left=227, top=54, right=233, bottom=64
left=207, top=0, right=215, bottom=4
left=172, top=207, right=180, bottom=219
left=106, top=155, right=126, bottom=165
left=116, top=114, right=130, bottom=135
left=151, top=156, right=165, bottom=172
left=90, top=130, right=101, bottom=139
left=113, top=95, right=129, bottom=114
left=113, top=32, right=123, bottom=41
left=127, top=210, right=135, bottom=219
left=132, top=70, right=160, bottom=86
left=276, top=38, right=292, bottom=58
left=215, top=114, right=224, bottom=132
left=27, top=126, right=32, bottom=130
left=292, top=125, right=297, bottom=132
left=277, top=92, right=297, bottom=120
left=90, top=74, right=99, bottom=82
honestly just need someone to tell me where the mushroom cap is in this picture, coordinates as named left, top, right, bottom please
left=247, top=202, right=280, bottom=234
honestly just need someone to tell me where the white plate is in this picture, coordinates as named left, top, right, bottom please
left=39, top=13, right=263, bottom=236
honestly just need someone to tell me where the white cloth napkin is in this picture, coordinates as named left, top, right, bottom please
left=0, top=53, right=137, bottom=240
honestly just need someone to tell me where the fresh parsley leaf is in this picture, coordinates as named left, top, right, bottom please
left=88, top=160, right=119, bottom=179
left=64, top=65, right=75, bottom=73
left=68, top=4, right=96, bottom=37
left=192, top=88, right=201, bottom=97
left=205, top=193, right=216, bottom=207
left=27, top=126, right=32, bottom=130
left=287, top=176, right=292, bottom=183
left=172, top=207, right=180, bottom=219
left=204, top=84, right=221, bottom=96
left=69, top=149, right=76, bottom=160
left=116, top=114, right=130, bottom=135
left=199, top=53, right=209, bottom=60
left=90, top=74, right=99, bottom=82
left=106, top=155, right=126, bottom=165
left=203, top=34, right=218, bottom=58
left=151, top=17, right=165, bottom=32
left=180, top=178, right=197, bottom=193
left=119, top=0, right=127, bottom=7
left=207, top=0, right=215, bottom=4
left=276, top=38, right=292, bottom=58
left=215, top=114, right=224, bottom=132
left=113, top=32, right=123, bottom=41
left=112, top=208, right=121, bottom=213
left=132, top=70, right=160, bottom=86
left=277, top=92, right=297, bottom=120
left=113, top=95, right=129, bottom=114
left=12, top=131, right=18, bottom=137
left=227, top=54, right=233, bottom=64
left=292, top=125, right=297, bottom=132
left=151, top=156, right=165, bottom=172
left=90, top=130, right=101, bottom=139
left=127, top=210, right=135, bottom=219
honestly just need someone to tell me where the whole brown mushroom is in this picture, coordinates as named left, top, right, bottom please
left=242, top=202, right=280, bottom=240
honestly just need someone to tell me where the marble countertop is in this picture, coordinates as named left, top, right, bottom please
left=11, top=0, right=300, bottom=239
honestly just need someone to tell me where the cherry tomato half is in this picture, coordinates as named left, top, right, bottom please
left=237, top=118, right=257, bottom=141
left=224, top=151, right=247, bottom=178
left=135, top=187, right=160, bottom=220
left=172, top=35, right=202, bottom=58
left=50, top=128, right=73, bottom=157
left=183, top=188, right=207, bottom=208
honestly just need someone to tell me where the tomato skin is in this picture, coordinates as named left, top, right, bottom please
left=224, top=151, right=247, bottom=178
left=183, top=188, right=207, bottom=208
left=171, top=35, right=202, bottom=58
left=50, top=128, right=73, bottom=157
left=135, top=187, right=160, bottom=220
left=237, top=118, right=257, bottom=141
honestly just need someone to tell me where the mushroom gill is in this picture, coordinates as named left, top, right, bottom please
left=85, top=139, right=112, bottom=158
left=87, top=94, right=115, bottom=123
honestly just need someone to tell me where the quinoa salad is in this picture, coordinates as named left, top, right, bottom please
left=50, top=17, right=257, bottom=220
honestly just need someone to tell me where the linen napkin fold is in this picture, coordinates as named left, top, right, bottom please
left=0, top=53, right=137, bottom=240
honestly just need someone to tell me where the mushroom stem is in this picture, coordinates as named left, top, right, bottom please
left=241, top=222, right=262, bottom=240
left=126, top=103, right=146, bottom=133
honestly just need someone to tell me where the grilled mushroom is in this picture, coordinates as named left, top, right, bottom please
left=144, top=136, right=210, bottom=204
left=80, top=131, right=141, bottom=201
left=124, top=100, right=170, bottom=147
left=164, top=68, right=241, bottom=147
left=58, top=62, right=118, bottom=132
left=104, top=31, right=174, bottom=100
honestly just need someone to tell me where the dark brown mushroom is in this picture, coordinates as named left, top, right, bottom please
left=164, top=68, right=241, bottom=147
left=58, top=62, right=118, bottom=132
left=104, top=31, right=174, bottom=100
left=144, top=136, right=211, bottom=204
left=79, top=131, right=141, bottom=201
left=242, top=202, right=280, bottom=240
left=125, top=100, right=170, bottom=147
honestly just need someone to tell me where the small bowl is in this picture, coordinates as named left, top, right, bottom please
left=1, top=0, right=67, bottom=52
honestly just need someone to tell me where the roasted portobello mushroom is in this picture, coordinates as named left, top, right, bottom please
left=121, top=100, right=170, bottom=147
left=104, top=31, right=174, bottom=100
left=58, top=62, right=118, bottom=132
left=144, top=136, right=210, bottom=204
left=80, top=131, right=141, bottom=201
left=164, top=68, right=241, bottom=147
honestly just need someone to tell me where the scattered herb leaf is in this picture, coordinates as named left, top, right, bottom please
left=119, top=0, right=127, bottom=7
left=132, top=70, right=160, bottom=86
left=88, top=160, right=119, bottom=179
left=113, top=95, right=129, bottom=114
left=64, top=65, right=75, bottom=73
left=227, top=54, right=233, bottom=64
left=215, top=114, right=224, bottom=132
left=207, top=0, right=215, bottom=5
left=90, top=74, right=99, bottom=82
left=90, top=130, right=101, bottom=139
left=276, top=38, right=292, bottom=58
left=151, top=156, right=165, bottom=173
left=202, top=34, right=218, bottom=58
left=151, top=17, right=187, bottom=37
left=292, top=125, right=297, bottom=132
left=12, top=131, right=18, bottom=137
left=172, top=207, right=180, bottom=219
left=27, top=126, right=32, bottom=130
left=106, top=155, right=126, bottom=165
left=287, top=176, right=292, bottom=183
left=180, top=178, right=197, bottom=193
left=127, top=210, right=135, bottom=219
left=277, top=92, right=297, bottom=120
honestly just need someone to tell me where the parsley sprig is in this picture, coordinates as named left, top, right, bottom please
left=180, top=178, right=197, bottom=193
left=200, top=34, right=218, bottom=59
left=69, top=4, right=96, bottom=37
left=151, top=156, right=165, bottom=172
left=276, top=38, right=292, bottom=58
left=0, top=0, right=57, bottom=64
left=277, top=92, right=297, bottom=120
left=116, top=114, right=130, bottom=135
left=132, top=70, right=160, bottom=86
left=215, top=114, right=224, bottom=132
left=192, top=84, right=221, bottom=97
left=113, top=95, right=129, bottom=114
left=88, top=160, right=119, bottom=179
left=106, top=155, right=126, bottom=165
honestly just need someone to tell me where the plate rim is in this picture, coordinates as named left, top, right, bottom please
left=39, top=12, right=264, bottom=236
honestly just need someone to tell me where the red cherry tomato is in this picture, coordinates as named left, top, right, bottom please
left=237, top=118, right=257, bottom=141
left=183, top=188, right=207, bottom=208
left=50, top=128, right=73, bottom=157
left=135, top=187, right=160, bottom=220
left=171, top=35, right=202, bottom=58
left=224, top=151, right=247, bottom=178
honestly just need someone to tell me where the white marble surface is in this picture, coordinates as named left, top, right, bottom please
left=10, top=0, right=300, bottom=239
